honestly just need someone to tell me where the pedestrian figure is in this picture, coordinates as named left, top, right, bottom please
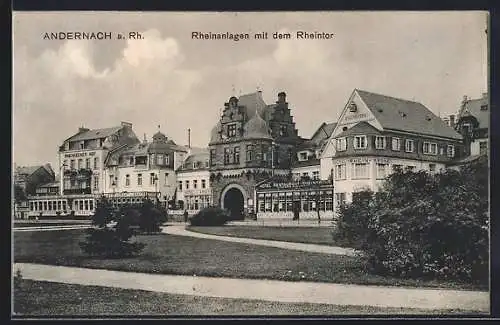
left=183, top=210, right=189, bottom=223
left=317, top=206, right=321, bottom=224
left=293, top=203, right=299, bottom=221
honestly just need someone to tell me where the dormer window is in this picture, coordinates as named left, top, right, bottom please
left=336, top=137, right=347, bottom=151
left=423, top=142, right=438, bottom=155
left=299, top=152, right=308, bottom=161
left=349, top=102, right=357, bottom=112
left=447, top=145, right=455, bottom=158
left=480, top=104, right=488, bottom=111
left=165, top=155, right=170, bottom=165
left=80, top=141, right=84, bottom=149
left=375, top=136, right=386, bottom=149
left=193, top=162, right=197, bottom=169
left=227, top=124, right=237, bottom=137
left=354, top=136, right=367, bottom=150
left=157, top=154, right=164, bottom=165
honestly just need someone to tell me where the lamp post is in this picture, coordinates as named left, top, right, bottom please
left=59, top=163, right=68, bottom=196
left=153, top=174, right=159, bottom=206
left=271, top=141, right=275, bottom=177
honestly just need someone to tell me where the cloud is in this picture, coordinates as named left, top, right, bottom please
left=13, top=28, right=202, bottom=169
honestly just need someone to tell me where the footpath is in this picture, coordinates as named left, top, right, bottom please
left=14, top=262, right=489, bottom=312
left=163, top=225, right=358, bottom=256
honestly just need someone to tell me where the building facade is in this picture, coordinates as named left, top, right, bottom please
left=175, top=148, right=212, bottom=214
left=321, top=89, right=464, bottom=210
left=103, top=128, right=188, bottom=208
left=454, top=93, right=489, bottom=156
left=208, top=91, right=302, bottom=219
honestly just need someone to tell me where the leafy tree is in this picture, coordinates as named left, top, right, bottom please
left=137, top=199, right=167, bottom=234
left=334, top=157, right=489, bottom=285
left=79, top=197, right=145, bottom=258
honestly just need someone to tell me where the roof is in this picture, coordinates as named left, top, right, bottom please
left=292, top=158, right=321, bottom=168
left=238, top=92, right=269, bottom=120
left=310, top=122, right=337, bottom=144
left=16, top=166, right=42, bottom=176
left=446, top=154, right=485, bottom=166
left=66, top=126, right=122, bottom=142
left=356, top=89, right=463, bottom=140
left=336, top=121, right=382, bottom=137
left=243, top=109, right=272, bottom=140
left=177, top=148, right=210, bottom=172
left=38, top=181, right=60, bottom=188
left=460, top=95, right=489, bottom=130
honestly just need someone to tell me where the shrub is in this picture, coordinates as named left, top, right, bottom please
left=79, top=197, right=145, bottom=258
left=189, top=207, right=230, bottom=226
left=334, top=158, right=489, bottom=285
left=137, top=200, right=167, bottom=234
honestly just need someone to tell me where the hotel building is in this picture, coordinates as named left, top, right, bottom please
left=320, top=89, right=464, bottom=209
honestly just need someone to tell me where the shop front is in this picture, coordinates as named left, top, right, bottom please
left=255, top=179, right=334, bottom=220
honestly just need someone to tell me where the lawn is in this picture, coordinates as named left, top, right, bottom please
left=188, top=226, right=338, bottom=246
left=13, top=229, right=487, bottom=291
left=13, top=280, right=482, bottom=316
left=13, top=222, right=90, bottom=228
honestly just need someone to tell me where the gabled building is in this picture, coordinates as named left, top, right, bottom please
left=321, top=89, right=464, bottom=208
left=103, top=128, right=189, bottom=207
left=208, top=91, right=302, bottom=219
left=14, top=164, right=55, bottom=196
left=59, top=122, right=140, bottom=196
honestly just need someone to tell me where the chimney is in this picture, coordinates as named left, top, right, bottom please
left=121, top=121, right=133, bottom=128
left=188, top=128, right=191, bottom=148
left=449, top=115, right=455, bottom=128
left=277, top=91, right=286, bottom=104
left=78, top=126, right=89, bottom=133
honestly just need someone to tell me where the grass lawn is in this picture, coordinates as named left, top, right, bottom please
left=188, top=226, right=339, bottom=246
left=13, top=229, right=486, bottom=291
left=13, top=280, right=482, bottom=316
left=13, top=222, right=90, bottom=228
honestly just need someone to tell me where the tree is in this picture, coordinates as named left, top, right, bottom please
left=79, top=197, right=145, bottom=258
left=137, top=199, right=167, bottom=234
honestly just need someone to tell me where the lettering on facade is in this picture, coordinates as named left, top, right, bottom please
left=184, top=188, right=212, bottom=196
left=349, top=158, right=370, bottom=163
left=64, top=151, right=97, bottom=158
left=258, top=179, right=331, bottom=190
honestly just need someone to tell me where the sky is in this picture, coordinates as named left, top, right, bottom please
left=12, top=11, right=488, bottom=172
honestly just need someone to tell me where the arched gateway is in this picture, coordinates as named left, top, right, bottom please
left=220, top=183, right=248, bottom=220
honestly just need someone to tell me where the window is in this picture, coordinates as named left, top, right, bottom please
left=392, top=137, right=401, bottom=151
left=405, top=139, right=414, bottom=153
left=335, top=164, right=346, bottom=180
left=246, top=145, right=254, bottom=161
left=94, top=157, right=99, bottom=169
left=336, top=137, right=347, bottom=151
left=89, top=200, right=94, bottom=211
left=165, top=173, right=169, bottom=185
left=227, top=124, right=237, bottom=137
left=354, top=136, right=367, bottom=149
left=407, top=166, right=416, bottom=171
left=84, top=200, right=89, bottom=210
left=352, top=163, right=369, bottom=179
left=375, top=136, right=386, bottom=149
left=193, top=162, right=198, bottom=169
left=137, top=173, right=142, bottom=186
left=185, top=180, right=189, bottom=190
left=205, top=160, right=209, bottom=168
left=150, top=173, right=156, bottom=185
left=201, top=179, right=206, bottom=189
left=178, top=181, right=182, bottom=191
left=480, top=104, right=488, bottom=111
left=78, top=159, right=83, bottom=169
left=129, top=157, right=134, bottom=165
left=224, top=147, right=231, bottom=165
left=423, top=142, right=437, bottom=155
left=429, top=164, right=436, bottom=172
left=234, top=146, right=240, bottom=164
left=125, top=174, right=130, bottom=186
left=479, top=141, right=488, bottom=155
left=299, top=152, right=308, bottom=161
left=376, top=163, right=387, bottom=179
left=193, top=180, right=198, bottom=189
left=70, top=159, right=75, bottom=169
left=392, top=164, right=403, bottom=172
left=335, top=193, right=346, bottom=206
left=279, top=125, right=287, bottom=136
left=447, top=145, right=455, bottom=158
left=93, top=175, right=99, bottom=190
left=210, top=149, right=216, bottom=166
left=157, top=154, right=164, bottom=165
left=86, top=158, right=91, bottom=169
left=312, top=171, right=320, bottom=180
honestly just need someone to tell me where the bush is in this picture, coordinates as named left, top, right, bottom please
left=334, top=157, right=489, bottom=285
left=189, top=207, right=230, bottom=226
left=79, top=197, right=145, bottom=258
